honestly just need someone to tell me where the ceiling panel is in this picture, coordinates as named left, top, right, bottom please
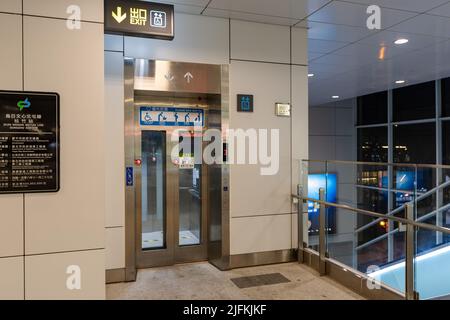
left=308, top=52, right=325, bottom=61
left=310, top=53, right=384, bottom=78
left=358, top=30, right=448, bottom=50
left=203, top=8, right=299, bottom=26
left=309, top=38, right=450, bottom=106
left=395, top=39, right=450, bottom=68
left=337, top=0, right=450, bottom=13
left=325, top=42, right=403, bottom=64
left=428, top=2, right=450, bottom=17
left=146, top=0, right=450, bottom=106
left=309, top=60, right=359, bottom=78
left=308, top=38, right=349, bottom=54
left=308, top=62, right=351, bottom=79
left=389, top=14, right=450, bottom=38
left=307, top=1, right=417, bottom=29
left=148, top=0, right=210, bottom=6
left=173, top=4, right=204, bottom=14
left=208, top=0, right=330, bottom=20
left=306, top=21, right=373, bottom=42
left=144, top=0, right=207, bottom=14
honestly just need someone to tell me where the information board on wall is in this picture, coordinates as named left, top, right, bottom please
left=0, top=91, right=60, bottom=194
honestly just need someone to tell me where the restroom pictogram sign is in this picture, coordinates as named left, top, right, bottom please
left=105, top=0, right=174, bottom=40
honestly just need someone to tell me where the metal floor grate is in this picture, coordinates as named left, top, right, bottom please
left=230, top=273, right=291, bottom=289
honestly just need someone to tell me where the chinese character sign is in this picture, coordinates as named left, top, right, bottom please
left=105, top=0, right=174, bottom=40
left=0, top=91, right=60, bottom=194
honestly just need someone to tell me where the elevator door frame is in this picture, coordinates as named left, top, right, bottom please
left=124, top=58, right=230, bottom=282
left=135, top=120, right=209, bottom=268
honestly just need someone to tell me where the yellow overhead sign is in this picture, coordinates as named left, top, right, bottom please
left=105, top=0, right=174, bottom=40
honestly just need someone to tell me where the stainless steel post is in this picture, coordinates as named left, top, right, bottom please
left=297, top=184, right=304, bottom=263
left=319, top=188, right=326, bottom=276
left=405, top=203, right=418, bottom=300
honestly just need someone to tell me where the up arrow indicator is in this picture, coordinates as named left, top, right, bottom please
left=184, top=72, right=194, bottom=84
left=112, top=6, right=127, bottom=23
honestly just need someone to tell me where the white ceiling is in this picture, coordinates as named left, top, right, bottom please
left=151, top=0, right=450, bottom=106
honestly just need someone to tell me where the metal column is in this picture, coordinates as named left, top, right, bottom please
left=297, top=185, right=304, bottom=263
left=405, top=203, right=418, bottom=300
left=387, top=89, right=394, bottom=262
left=436, top=80, right=443, bottom=245
left=319, top=188, right=327, bottom=276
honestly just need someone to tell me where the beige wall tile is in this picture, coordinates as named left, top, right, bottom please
left=23, top=0, right=103, bottom=22
left=23, top=17, right=105, bottom=254
left=25, top=250, right=105, bottom=300
left=0, top=256, right=24, bottom=300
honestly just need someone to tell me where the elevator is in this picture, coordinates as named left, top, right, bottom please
left=124, top=59, right=229, bottom=279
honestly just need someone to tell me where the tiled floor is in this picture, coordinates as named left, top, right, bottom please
left=107, top=262, right=364, bottom=300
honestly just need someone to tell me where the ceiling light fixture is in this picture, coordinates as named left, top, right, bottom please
left=308, top=73, right=314, bottom=77
left=395, top=80, right=406, bottom=84
left=332, top=95, right=340, bottom=99
left=378, top=46, right=386, bottom=60
left=394, top=38, right=409, bottom=45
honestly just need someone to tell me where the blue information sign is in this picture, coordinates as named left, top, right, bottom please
left=237, top=94, right=254, bottom=112
left=140, top=106, right=204, bottom=127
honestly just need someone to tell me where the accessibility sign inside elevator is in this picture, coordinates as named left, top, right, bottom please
left=140, top=107, right=204, bottom=127
left=0, top=91, right=60, bottom=194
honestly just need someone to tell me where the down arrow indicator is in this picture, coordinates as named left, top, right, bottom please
left=112, top=7, right=127, bottom=23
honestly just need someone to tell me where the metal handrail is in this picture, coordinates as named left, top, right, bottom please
left=355, top=180, right=450, bottom=234
left=354, top=205, right=405, bottom=234
left=302, top=159, right=450, bottom=170
left=294, top=190, right=428, bottom=299
left=300, top=159, right=450, bottom=246
left=355, top=229, right=399, bottom=251
left=294, top=195, right=450, bottom=235
left=355, top=184, right=419, bottom=195
left=297, top=159, right=450, bottom=300
left=355, top=202, right=450, bottom=251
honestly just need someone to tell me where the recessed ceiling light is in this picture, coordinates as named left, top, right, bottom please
left=394, top=38, right=409, bottom=45
left=332, top=95, right=340, bottom=99
left=308, top=73, right=314, bottom=77
left=395, top=80, right=406, bottom=84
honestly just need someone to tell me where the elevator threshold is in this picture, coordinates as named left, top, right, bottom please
left=142, top=231, right=200, bottom=249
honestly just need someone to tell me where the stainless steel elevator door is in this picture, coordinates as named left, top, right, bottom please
left=135, top=113, right=208, bottom=268
left=141, top=130, right=166, bottom=251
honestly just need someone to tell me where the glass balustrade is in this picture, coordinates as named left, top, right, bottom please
left=297, top=159, right=450, bottom=300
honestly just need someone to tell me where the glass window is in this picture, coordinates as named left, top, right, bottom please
left=141, top=130, right=166, bottom=250
left=442, top=78, right=450, bottom=117
left=357, top=91, right=388, bottom=125
left=357, top=126, right=388, bottom=162
left=393, top=123, right=436, bottom=164
left=356, top=188, right=388, bottom=251
left=178, top=131, right=202, bottom=246
left=393, top=81, right=435, bottom=122
left=444, top=121, right=450, bottom=165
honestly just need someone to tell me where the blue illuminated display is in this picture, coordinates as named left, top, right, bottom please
left=140, top=106, right=204, bottom=127
left=237, top=94, right=254, bottom=112
left=307, top=174, right=337, bottom=235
